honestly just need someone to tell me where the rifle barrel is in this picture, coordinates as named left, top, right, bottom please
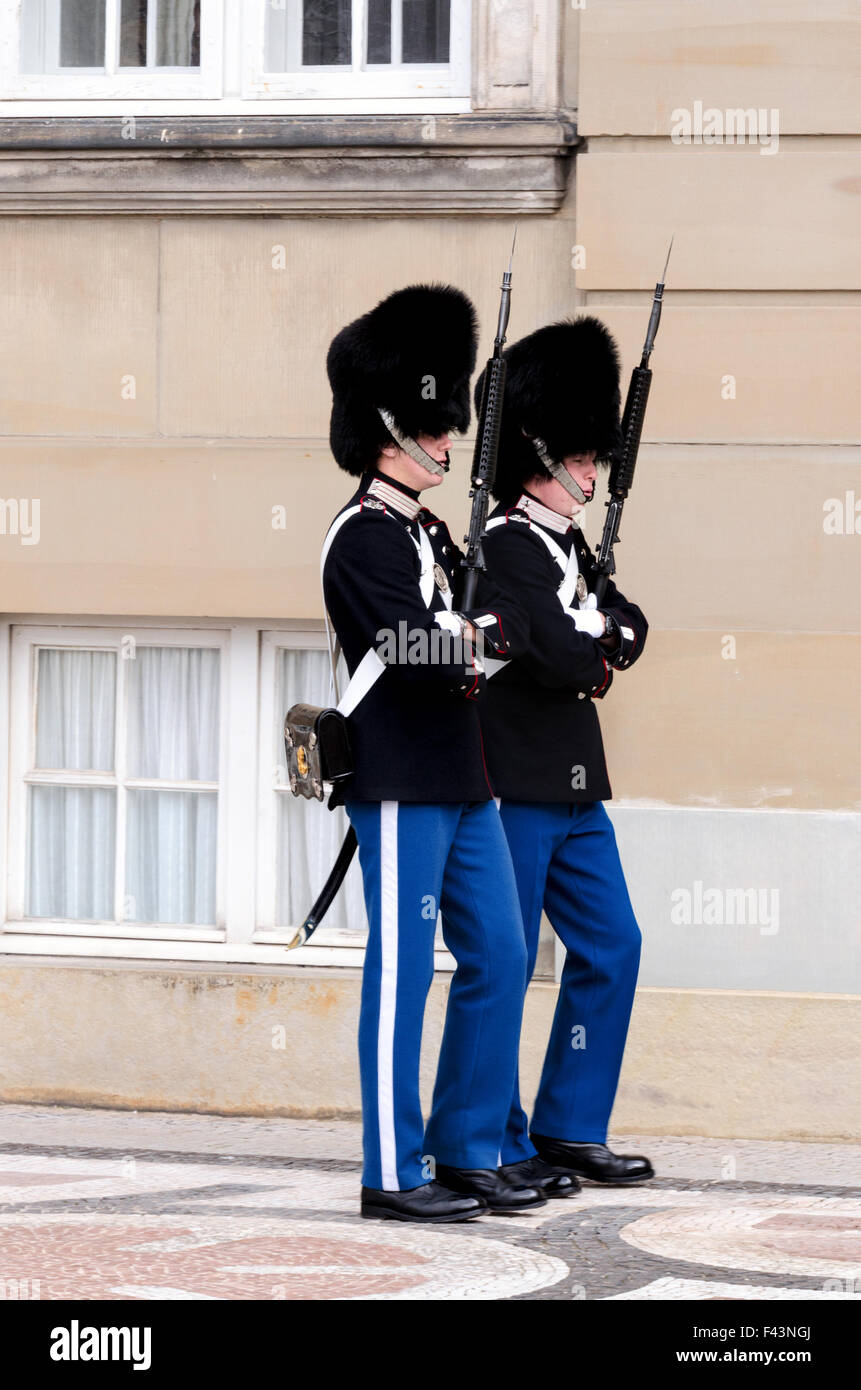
left=642, top=236, right=674, bottom=364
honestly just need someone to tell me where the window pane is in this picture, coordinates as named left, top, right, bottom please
left=303, top=0, right=351, bottom=66
left=277, top=794, right=366, bottom=933
left=275, top=648, right=366, bottom=934
left=35, top=649, right=116, bottom=772
left=274, top=647, right=343, bottom=780
left=367, top=0, right=390, bottom=63
left=402, top=0, right=449, bottom=63
left=126, top=647, right=220, bottom=782
left=125, top=789, right=217, bottom=924
left=157, top=0, right=201, bottom=67
left=27, top=785, right=116, bottom=920
left=59, top=0, right=106, bottom=67
left=119, top=0, right=147, bottom=66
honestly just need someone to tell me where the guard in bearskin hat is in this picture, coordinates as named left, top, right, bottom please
left=475, top=316, right=656, bottom=1191
left=322, top=283, right=549, bottom=1223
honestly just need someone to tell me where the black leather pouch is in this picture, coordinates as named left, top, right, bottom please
left=284, top=703, right=353, bottom=801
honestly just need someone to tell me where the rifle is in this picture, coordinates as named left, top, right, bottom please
left=593, top=238, right=673, bottom=604
left=286, top=238, right=517, bottom=951
left=461, top=229, right=516, bottom=607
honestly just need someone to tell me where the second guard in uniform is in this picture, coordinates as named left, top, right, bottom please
left=476, top=317, right=656, bottom=1190
left=322, top=283, right=547, bottom=1223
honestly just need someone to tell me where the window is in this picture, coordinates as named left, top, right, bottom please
left=2, top=0, right=222, bottom=98
left=21, top=0, right=202, bottom=73
left=0, top=0, right=470, bottom=110
left=9, top=626, right=227, bottom=940
left=5, top=621, right=451, bottom=969
left=255, top=632, right=367, bottom=946
left=264, top=1, right=452, bottom=73
left=250, top=0, right=468, bottom=100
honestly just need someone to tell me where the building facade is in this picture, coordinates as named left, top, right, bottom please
left=0, top=0, right=858, bottom=1138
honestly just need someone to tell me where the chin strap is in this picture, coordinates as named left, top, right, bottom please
left=378, top=408, right=450, bottom=476
left=532, top=436, right=589, bottom=505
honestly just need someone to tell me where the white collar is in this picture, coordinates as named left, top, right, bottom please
left=517, top=493, right=585, bottom=534
left=368, top=476, right=423, bottom=521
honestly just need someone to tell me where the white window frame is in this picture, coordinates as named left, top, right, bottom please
left=243, top=0, right=471, bottom=102
left=0, top=0, right=224, bottom=101
left=255, top=628, right=369, bottom=956
left=0, top=0, right=470, bottom=114
left=0, top=617, right=455, bottom=971
left=7, top=623, right=230, bottom=941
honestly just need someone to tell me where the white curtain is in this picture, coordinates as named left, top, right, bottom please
left=276, top=648, right=367, bottom=934
left=124, top=646, right=219, bottom=923
left=126, top=646, right=219, bottom=781
left=157, top=0, right=199, bottom=66
left=28, top=649, right=117, bottom=919
left=28, top=785, right=116, bottom=920
left=125, top=788, right=216, bottom=924
left=57, top=0, right=106, bottom=68
left=28, top=645, right=219, bottom=926
left=35, top=648, right=116, bottom=771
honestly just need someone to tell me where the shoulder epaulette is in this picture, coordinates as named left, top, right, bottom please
left=358, top=493, right=387, bottom=514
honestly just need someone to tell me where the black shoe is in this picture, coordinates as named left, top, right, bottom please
left=435, top=1163, right=547, bottom=1213
left=530, top=1135, right=655, bottom=1185
left=361, top=1180, right=486, bottom=1224
left=498, top=1155, right=581, bottom=1198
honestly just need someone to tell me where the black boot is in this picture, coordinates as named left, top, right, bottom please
left=499, top=1155, right=580, bottom=1198
left=435, top=1163, right=547, bottom=1213
left=531, top=1135, right=655, bottom=1185
left=361, top=1180, right=486, bottom=1223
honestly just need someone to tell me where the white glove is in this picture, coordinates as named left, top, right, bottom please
left=565, top=607, right=606, bottom=638
left=434, top=611, right=464, bottom=636
left=582, top=591, right=598, bottom=610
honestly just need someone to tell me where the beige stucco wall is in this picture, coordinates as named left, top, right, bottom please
left=0, top=212, right=576, bottom=616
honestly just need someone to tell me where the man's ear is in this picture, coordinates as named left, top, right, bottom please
left=379, top=442, right=398, bottom=460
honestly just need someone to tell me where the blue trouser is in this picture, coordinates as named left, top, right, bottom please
left=497, top=800, right=642, bottom=1163
left=346, top=799, right=528, bottom=1191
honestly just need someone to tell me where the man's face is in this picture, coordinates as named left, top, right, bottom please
left=526, top=449, right=599, bottom=516
left=563, top=452, right=598, bottom=500
left=379, top=432, right=451, bottom=491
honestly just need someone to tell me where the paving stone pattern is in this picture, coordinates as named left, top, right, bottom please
left=0, top=1107, right=858, bottom=1301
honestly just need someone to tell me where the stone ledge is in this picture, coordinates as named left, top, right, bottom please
left=0, top=960, right=856, bottom=1140
left=0, top=114, right=578, bottom=215
left=0, top=114, right=578, bottom=149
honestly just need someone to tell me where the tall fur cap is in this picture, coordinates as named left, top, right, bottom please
left=327, top=283, right=478, bottom=475
left=475, top=316, right=623, bottom=504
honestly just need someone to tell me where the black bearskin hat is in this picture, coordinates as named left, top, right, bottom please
left=476, top=316, right=623, bottom=504
left=327, top=283, right=478, bottom=476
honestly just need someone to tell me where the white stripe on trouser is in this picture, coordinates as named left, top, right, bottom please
left=493, top=795, right=503, bottom=1167
left=378, top=802, right=400, bottom=1190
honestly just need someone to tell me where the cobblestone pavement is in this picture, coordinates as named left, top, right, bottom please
left=0, top=1105, right=859, bottom=1302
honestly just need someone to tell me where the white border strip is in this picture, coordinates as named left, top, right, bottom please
left=378, top=801, right=400, bottom=1191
